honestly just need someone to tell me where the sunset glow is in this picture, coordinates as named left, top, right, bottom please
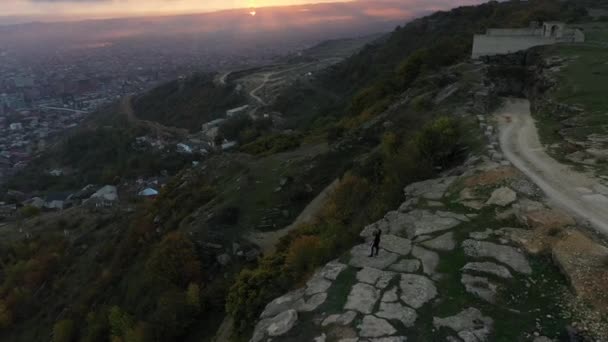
left=250, top=10, right=258, bottom=17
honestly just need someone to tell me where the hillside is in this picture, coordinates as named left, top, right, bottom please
left=2, top=1, right=608, bottom=342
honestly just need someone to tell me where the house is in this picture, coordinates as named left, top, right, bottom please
left=44, top=193, right=70, bottom=210
left=138, top=188, right=159, bottom=198
left=84, top=185, right=119, bottom=208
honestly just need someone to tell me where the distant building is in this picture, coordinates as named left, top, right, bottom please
left=472, top=21, right=585, bottom=59
left=138, top=188, right=159, bottom=198
left=202, top=118, right=226, bottom=132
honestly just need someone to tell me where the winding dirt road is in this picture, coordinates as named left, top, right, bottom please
left=497, top=98, right=608, bottom=235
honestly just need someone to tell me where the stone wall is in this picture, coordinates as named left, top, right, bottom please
left=471, top=35, right=555, bottom=59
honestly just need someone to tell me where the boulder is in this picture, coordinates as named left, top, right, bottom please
left=357, top=315, right=397, bottom=338
left=399, top=274, right=437, bottom=309
left=485, top=187, right=517, bottom=207
left=344, top=283, right=380, bottom=314
left=462, top=240, right=531, bottom=274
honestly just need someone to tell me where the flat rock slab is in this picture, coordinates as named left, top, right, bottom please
left=297, top=292, right=327, bottom=312
left=349, top=244, right=400, bottom=270
left=381, top=287, right=399, bottom=303
left=461, top=274, right=497, bottom=303
left=261, top=288, right=305, bottom=318
left=399, top=274, right=437, bottom=309
left=381, top=235, right=412, bottom=255
left=376, top=271, right=396, bottom=289
left=306, top=275, right=333, bottom=296
left=404, top=176, right=457, bottom=200
left=462, top=239, right=532, bottom=274
left=320, top=261, right=348, bottom=280
left=389, top=259, right=421, bottom=273
left=433, top=308, right=493, bottom=342
left=462, top=262, right=512, bottom=279
left=357, top=267, right=384, bottom=284
left=267, top=310, right=298, bottom=337
left=322, top=311, right=357, bottom=327
left=405, top=210, right=463, bottom=237
left=344, top=283, right=380, bottom=314
left=376, top=301, right=418, bottom=327
left=469, top=229, right=493, bottom=240
left=486, top=187, right=517, bottom=207
left=421, top=232, right=456, bottom=251
left=412, top=246, right=440, bottom=275
left=357, top=315, right=397, bottom=338
left=369, top=337, right=408, bottom=342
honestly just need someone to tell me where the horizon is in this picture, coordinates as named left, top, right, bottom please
left=0, top=0, right=486, bottom=25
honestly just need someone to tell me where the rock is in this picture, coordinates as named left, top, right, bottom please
left=525, top=209, right=575, bottom=229
left=469, top=229, right=493, bottom=240
left=389, top=259, right=421, bottom=273
left=381, top=235, right=412, bottom=256
left=403, top=177, right=457, bottom=200
left=322, top=311, right=357, bottom=327
left=369, top=337, right=407, bottom=342
left=306, top=275, right=332, bottom=296
left=314, top=333, right=327, bottom=342
left=320, top=261, right=348, bottom=280
left=427, top=201, right=444, bottom=207
left=462, top=240, right=532, bottom=274
left=461, top=274, right=498, bottom=303
left=436, top=211, right=470, bottom=222
left=376, top=271, right=396, bottom=289
left=376, top=301, right=418, bottom=327
left=261, top=289, right=305, bottom=318
left=421, top=232, right=456, bottom=251
left=486, top=187, right=517, bottom=207
left=297, top=292, right=327, bottom=312
left=217, top=253, right=231, bottom=266
left=411, top=246, right=439, bottom=275
left=381, top=287, right=399, bottom=302
left=533, top=337, right=553, bottom=342
left=344, top=283, right=380, bottom=314
left=349, top=244, right=400, bottom=270
left=462, top=262, right=512, bottom=279
left=433, top=308, right=493, bottom=342
left=497, top=227, right=549, bottom=255
left=357, top=315, right=397, bottom=338
left=357, top=267, right=384, bottom=284
left=462, top=200, right=485, bottom=210
left=405, top=210, right=463, bottom=237
left=267, top=310, right=298, bottom=337
left=399, top=274, right=437, bottom=309
left=552, top=231, right=608, bottom=308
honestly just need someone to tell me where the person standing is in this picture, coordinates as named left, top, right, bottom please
left=369, top=229, right=382, bottom=257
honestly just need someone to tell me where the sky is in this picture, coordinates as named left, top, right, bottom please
left=0, top=0, right=481, bottom=22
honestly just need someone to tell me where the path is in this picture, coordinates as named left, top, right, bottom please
left=247, top=178, right=340, bottom=255
left=496, top=98, right=608, bottom=235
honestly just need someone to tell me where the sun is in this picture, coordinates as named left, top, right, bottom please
left=249, top=10, right=257, bottom=16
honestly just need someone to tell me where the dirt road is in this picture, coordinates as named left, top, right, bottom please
left=497, top=98, right=608, bottom=235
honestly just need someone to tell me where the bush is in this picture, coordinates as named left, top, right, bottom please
left=322, top=173, right=372, bottom=224
left=413, top=117, right=461, bottom=169
left=0, top=300, right=13, bottom=329
left=53, top=319, right=75, bottom=342
left=285, top=236, right=324, bottom=274
left=241, top=134, right=301, bottom=156
left=145, top=232, right=202, bottom=288
left=19, top=205, right=41, bottom=218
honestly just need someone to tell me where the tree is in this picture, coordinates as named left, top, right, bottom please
left=145, top=232, right=202, bottom=287
left=53, top=319, right=75, bottom=342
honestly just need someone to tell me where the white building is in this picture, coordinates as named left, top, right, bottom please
left=472, top=22, right=585, bottom=59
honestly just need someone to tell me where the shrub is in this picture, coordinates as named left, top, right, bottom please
left=19, top=205, right=41, bottom=218
left=241, top=134, right=301, bottom=156
left=0, top=300, right=13, bottom=329
left=285, top=236, right=324, bottom=274
left=145, top=232, right=202, bottom=287
left=322, top=173, right=372, bottom=224
left=413, top=117, right=461, bottom=169
left=53, top=319, right=75, bottom=342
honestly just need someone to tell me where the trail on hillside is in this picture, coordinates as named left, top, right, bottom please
left=247, top=178, right=340, bottom=255
left=497, top=98, right=608, bottom=235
